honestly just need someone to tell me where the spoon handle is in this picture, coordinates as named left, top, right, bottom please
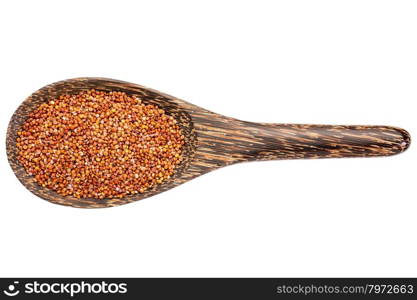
left=201, top=123, right=411, bottom=161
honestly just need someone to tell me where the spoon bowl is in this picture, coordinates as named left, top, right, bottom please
left=7, top=78, right=411, bottom=208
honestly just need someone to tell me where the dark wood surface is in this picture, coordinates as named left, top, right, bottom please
left=6, top=78, right=411, bottom=208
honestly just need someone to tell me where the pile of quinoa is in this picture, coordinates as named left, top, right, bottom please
left=16, top=89, right=185, bottom=199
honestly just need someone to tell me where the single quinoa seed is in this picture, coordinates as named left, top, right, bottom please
left=16, top=89, right=185, bottom=199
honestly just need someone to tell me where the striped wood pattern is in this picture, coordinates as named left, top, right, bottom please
left=6, top=78, right=411, bottom=208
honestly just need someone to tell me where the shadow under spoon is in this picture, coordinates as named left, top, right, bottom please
left=6, top=78, right=411, bottom=208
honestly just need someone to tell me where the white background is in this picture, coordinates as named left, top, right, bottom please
left=0, top=0, right=416, bottom=277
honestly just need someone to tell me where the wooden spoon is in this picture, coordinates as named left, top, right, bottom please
left=7, top=78, right=411, bottom=208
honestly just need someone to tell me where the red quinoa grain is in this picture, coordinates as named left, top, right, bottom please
left=16, top=90, right=185, bottom=199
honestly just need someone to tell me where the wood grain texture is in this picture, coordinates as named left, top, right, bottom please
left=6, top=78, right=411, bottom=208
